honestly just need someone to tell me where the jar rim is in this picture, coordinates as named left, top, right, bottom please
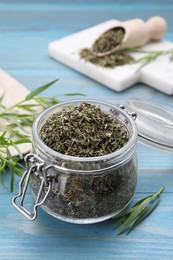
left=32, top=99, right=137, bottom=162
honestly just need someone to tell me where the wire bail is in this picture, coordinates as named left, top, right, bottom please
left=12, top=153, right=52, bottom=220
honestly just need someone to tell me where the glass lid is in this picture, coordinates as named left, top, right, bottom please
left=126, top=99, right=173, bottom=152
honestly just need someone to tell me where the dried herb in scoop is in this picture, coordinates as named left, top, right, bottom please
left=40, top=102, right=128, bottom=157
left=79, top=27, right=132, bottom=68
left=92, top=28, right=125, bottom=53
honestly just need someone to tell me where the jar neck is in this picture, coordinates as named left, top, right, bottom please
left=32, top=137, right=137, bottom=173
left=31, top=100, right=138, bottom=172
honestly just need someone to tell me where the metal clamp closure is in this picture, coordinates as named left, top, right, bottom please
left=12, top=153, right=52, bottom=220
left=119, top=104, right=137, bottom=120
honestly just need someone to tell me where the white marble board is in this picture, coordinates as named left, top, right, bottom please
left=49, top=20, right=173, bottom=95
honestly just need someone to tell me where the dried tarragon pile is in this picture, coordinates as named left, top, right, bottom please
left=40, top=102, right=129, bottom=156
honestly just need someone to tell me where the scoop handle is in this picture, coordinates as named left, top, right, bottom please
left=146, top=16, right=167, bottom=41
left=121, top=16, right=167, bottom=49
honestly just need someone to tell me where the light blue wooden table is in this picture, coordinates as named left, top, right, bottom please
left=1, top=1, right=173, bottom=259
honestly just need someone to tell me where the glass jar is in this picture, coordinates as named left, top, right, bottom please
left=13, top=100, right=138, bottom=224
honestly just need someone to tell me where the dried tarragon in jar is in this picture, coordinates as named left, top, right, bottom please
left=40, top=102, right=128, bottom=156
left=29, top=101, right=137, bottom=223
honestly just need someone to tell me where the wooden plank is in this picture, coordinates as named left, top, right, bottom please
left=0, top=0, right=173, bottom=3
left=0, top=0, right=173, bottom=4
left=0, top=4, right=173, bottom=32
left=0, top=69, right=29, bottom=105
left=5, top=168, right=173, bottom=194
left=0, top=70, right=32, bottom=157
left=0, top=191, right=173, bottom=259
left=0, top=1, right=173, bottom=260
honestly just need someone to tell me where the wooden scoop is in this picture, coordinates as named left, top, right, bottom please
left=94, top=16, right=167, bottom=57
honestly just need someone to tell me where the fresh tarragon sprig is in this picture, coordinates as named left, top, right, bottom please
left=0, top=79, right=59, bottom=191
left=113, top=186, right=164, bottom=235
left=0, top=79, right=84, bottom=191
left=124, top=47, right=173, bottom=70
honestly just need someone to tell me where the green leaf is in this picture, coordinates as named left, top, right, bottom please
left=113, top=205, right=139, bottom=219
left=1, top=131, right=6, bottom=138
left=131, top=194, right=153, bottom=207
left=25, top=79, right=58, bottom=101
left=127, top=196, right=161, bottom=235
left=2, top=113, right=33, bottom=118
left=12, top=144, right=23, bottom=159
left=113, top=187, right=164, bottom=235
left=64, top=93, right=86, bottom=96
left=127, top=48, right=173, bottom=70
left=14, top=168, right=23, bottom=177
left=13, top=137, right=31, bottom=145
left=114, top=216, right=128, bottom=228
left=0, top=92, right=5, bottom=104
left=0, top=173, right=5, bottom=187
left=10, top=168, right=14, bottom=192
left=6, top=147, right=12, bottom=160
left=18, top=104, right=38, bottom=111
left=117, top=197, right=153, bottom=235
left=113, top=193, right=154, bottom=220
left=0, top=158, right=6, bottom=172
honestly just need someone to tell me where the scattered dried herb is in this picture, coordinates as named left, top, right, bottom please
left=113, top=186, right=164, bottom=235
left=40, top=102, right=129, bottom=157
left=92, top=28, right=125, bottom=54
left=80, top=48, right=133, bottom=68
